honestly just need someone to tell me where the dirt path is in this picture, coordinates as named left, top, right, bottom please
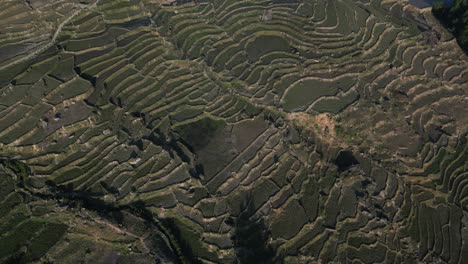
left=92, top=216, right=151, bottom=254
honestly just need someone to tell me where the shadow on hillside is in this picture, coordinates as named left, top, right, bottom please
left=232, top=193, right=279, bottom=264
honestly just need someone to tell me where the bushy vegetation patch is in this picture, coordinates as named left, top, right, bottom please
left=433, top=0, right=468, bottom=54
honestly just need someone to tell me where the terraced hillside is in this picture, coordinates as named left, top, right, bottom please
left=0, top=0, right=467, bottom=263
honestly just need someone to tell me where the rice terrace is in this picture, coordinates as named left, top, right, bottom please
left=0, top=0, right=467, bottom=263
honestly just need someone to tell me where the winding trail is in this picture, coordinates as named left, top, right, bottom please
left=92, top=216, right=152, bottom=254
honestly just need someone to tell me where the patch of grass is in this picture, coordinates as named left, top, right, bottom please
left=334, top=124, right=363, bottom=145
left=174, top=116, right=225, bottom=151
left=0, top=220, right=45, bottom=259
left=23, top=222, right=69, bottom=262
left=161, top=216, right=205, bottom=264
left=246, top=34, right=290, bottom=62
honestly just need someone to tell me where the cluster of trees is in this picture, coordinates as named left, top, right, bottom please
left=432, top=0, right=468, bottom=54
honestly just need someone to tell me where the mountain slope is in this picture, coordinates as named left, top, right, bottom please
left=0, top=0, right=467, bottom=263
